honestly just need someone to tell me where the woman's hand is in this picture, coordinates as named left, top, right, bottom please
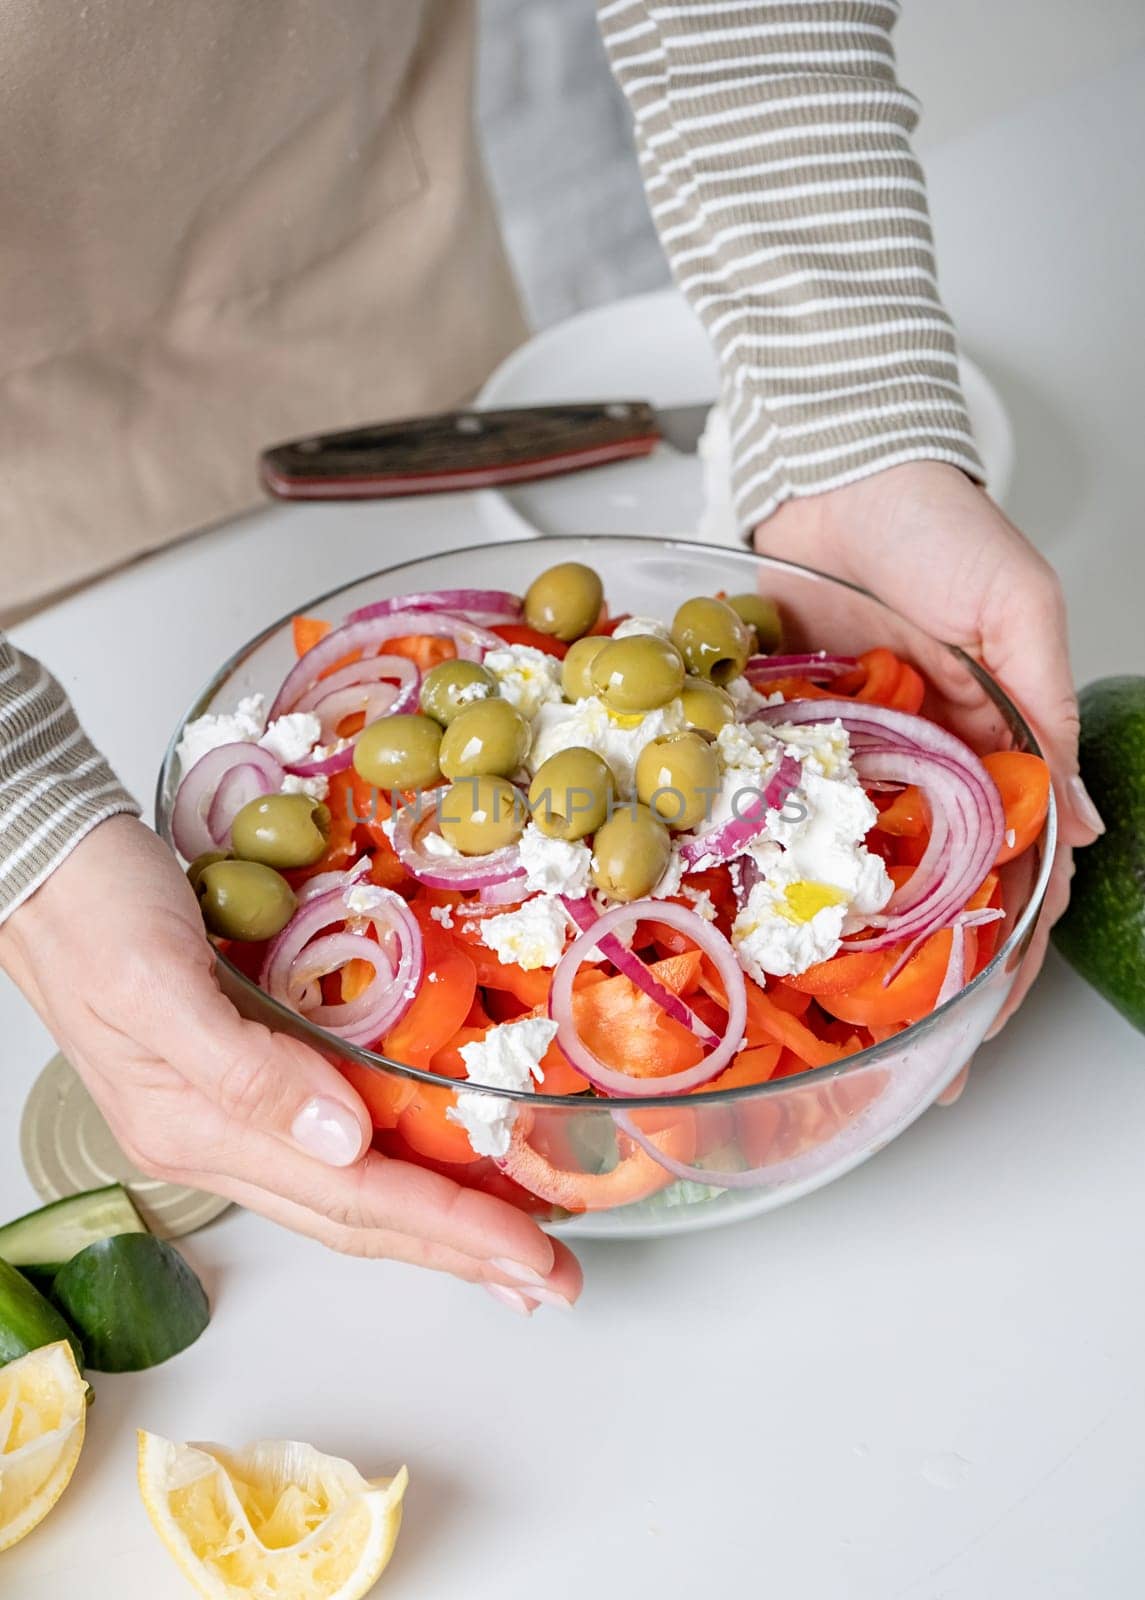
left=0, top=815, right=579, bottom=1313
left=755, top=462, right=1103, bottom=1090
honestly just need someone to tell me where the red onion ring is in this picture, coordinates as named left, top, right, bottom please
left=679, top=753, right=802, bottom=870
left=172, top=742, right=285, bottom=860
left=269, top=611, right=502, bottom=722
left=751, top=701, right=1005, bottom=952
left=347, top=589, right=523, bottom=627
left=295, top=857, right=372, bottom=906
left=261, top=883, right=423, bottom=1044
left=548, top=900, right=747, bottom=1096
left=744, top=652, right=858, bottom=684
left=391, top=787, right=526, bottom=892
left=560, top=895, right=721, bottom=1050
left=291, top=656, right=420, bottom=748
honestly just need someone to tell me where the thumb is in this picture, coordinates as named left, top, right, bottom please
left=159, top=963, right=374, bottom=1168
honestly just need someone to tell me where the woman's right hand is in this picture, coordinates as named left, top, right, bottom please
left=0, top=814, right=580, bottom=1315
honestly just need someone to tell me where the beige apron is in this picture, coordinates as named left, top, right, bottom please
left=1, top=0, right=527, bottom=615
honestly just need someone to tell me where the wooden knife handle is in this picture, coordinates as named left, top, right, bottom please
left=259, top=402, right=662, bottom=500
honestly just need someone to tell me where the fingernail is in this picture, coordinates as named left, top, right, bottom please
left=1067, top=775, right=1105, bottom=835
left=521, top=1285, right=575, bottom=1310
left=488, top=1257, right=549, bottom=1287
left=483, top=1283, right=535, bottom=1317
left=291, top=1097, right=363, bottom=1167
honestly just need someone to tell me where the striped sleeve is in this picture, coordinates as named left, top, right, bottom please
left=596, top=0, right=984, bottom=530
left=0, top=633, right=140, bottom=923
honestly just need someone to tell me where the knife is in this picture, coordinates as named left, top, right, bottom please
left=259, top=400, right=712, bottom=501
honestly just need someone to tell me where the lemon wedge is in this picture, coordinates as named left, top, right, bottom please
left=138, top=1433, right=407, bottom=1600
left=0, top=1340, right=88, bottom=1552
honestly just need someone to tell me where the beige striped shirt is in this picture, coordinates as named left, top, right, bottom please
left=0, top=0, right=981, bottom=919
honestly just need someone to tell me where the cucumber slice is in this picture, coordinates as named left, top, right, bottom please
left=51, top=1235, right=209, bottom=1373
left=0, top=1255, right=84, bottom=1371
left=0, top=1185, right=147, bottom=1281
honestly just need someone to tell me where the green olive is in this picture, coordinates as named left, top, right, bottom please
left=420, top=660, right=498, bottom=726
left=528, top=747, right=616, bottom=840
left=726, top=593, right=783, bottom=654
left=438, top=776, right=527, bottom=855
left=523, top=562, right=604, bottom=642
left=439, top=698, right=531, bottom=780
left=196, top=859, right=297, bottom=941
left=561, top=635, right=609, bottom=701
left=353, top=713, right=442, bottom=792
left=230, top=793, right=331, bottom=869
left=186, top=851, right=231, bottom=893
left=670, top=596, right=752, bottom=685
left=634, top=731, right=720, bottom=831
left=588, top=634, right=686, bottom=713
left=680, top=676, right=736, bottom=737
left=590, top=803, right=672, bottom=902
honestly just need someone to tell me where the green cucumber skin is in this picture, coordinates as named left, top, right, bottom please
left=0, top=1185, right=147, bottom=1277
left=50, top=1235, right=209, bottom=1374
left=0, top=1255, right=84, bottom=1371
left=1052, top=676, right=1145, bottom=1034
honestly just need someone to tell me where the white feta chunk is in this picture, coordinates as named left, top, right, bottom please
left=449, top=1016, right=558, bottom=1158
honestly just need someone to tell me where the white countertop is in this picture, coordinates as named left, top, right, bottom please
left=4, top=52, right=1144, bottom=1600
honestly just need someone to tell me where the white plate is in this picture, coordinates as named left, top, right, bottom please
left=476, top=288, right=1014, bottom=544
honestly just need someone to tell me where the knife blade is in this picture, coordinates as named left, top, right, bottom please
left=259, top=400, right=713, bottom=501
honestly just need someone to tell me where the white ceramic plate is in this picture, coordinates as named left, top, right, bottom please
left=476, top=288, right=1014, bottom=544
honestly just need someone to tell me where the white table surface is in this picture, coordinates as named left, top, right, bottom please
left=4, top=52, right=1145, bottom=1600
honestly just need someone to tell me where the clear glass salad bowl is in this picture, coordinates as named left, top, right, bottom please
left=156, top=536, right=1055, bottom=1239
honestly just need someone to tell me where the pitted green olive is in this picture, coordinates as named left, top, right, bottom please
left=439, top=698, right=531, bottom=780
left=561, top=635, right=609, bottom=701
left=353, top=713, right=442, bottom=792
left=634, top=731, right=720, bottom=831
left=680, top=677, right=736, bottom=736
left=588, top=634, right=686, bottom=713
left=185, top=851, right=232, bottom=893
left=420, top=660, right=498, bottom=726
left=528, top=747, right=616, bottom=840
left=438, top=776, right=527, bottom=855
left=230, top=793, right=331, bottom=869
left=196, top=859, right=297, bottom=941
left=590, top=803, right=672, bottom=902
left=523, top=562, right=604, bottom=642
left=726, top=593, right=783, bottom=654
left=670, top=596, right=752, bottom=685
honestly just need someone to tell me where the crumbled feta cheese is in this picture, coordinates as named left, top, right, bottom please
left=449, top=1016, right=558, bottom=1157
left=682, top=885, right=717, bottom=921
left=733, top=870, right=850, bottom=980
left=483, top=645, right=564, bottom=720
left=518, top=823, right=592, bottom=896
left=258, top=711, right=322, bottom=767
left=428, top=903, right=456, bottom=929
left=651, top=846, right=685, bottom=899
left=281, top=773, right=330, bottom=802
left=345, top=884, right=388, bottom=917
left=768, top=717, right=852, bottom=781
left=456, top=679, right=494, bottom=706
left=725, top=674, right=770, bottom=715
left=611, top=615, right=672, bottom=642
left=175, top=694, right=267, bottom=772
left=479, top=896, right=570, bottom=970
left=528, top=695, right=687, bottom=796
left=422, top=829, right=462, bottom=859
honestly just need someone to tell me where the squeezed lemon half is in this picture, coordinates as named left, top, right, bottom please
left=0, top=1340, right=88, bottom=1552
left=138, top=1432, right=408, bottom=1600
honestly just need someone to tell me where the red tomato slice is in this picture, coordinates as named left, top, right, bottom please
left=489, top=624, right=568, bottom=659
left=982, top=751, right=1051, bottom=864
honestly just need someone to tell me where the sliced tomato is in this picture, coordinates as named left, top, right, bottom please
left=982, top=751, right=1051, bottom=864
left=338, top=1059, right=416, bottom=1132
left=785, top=948, right=885, bottom=996
left=874, top=784, right=928, bottom=838
left=569, top=950, right=705, bottom=1079
left=489, top=624, right=568, bottom=659
left=292, top=614, right=332, bottom=657
left=500, top=1107, right=697, bottom=1212
left=821, top=927, right=964, bottom=1028
left=767, top=982, right=813, bottom=1017
left=467, top=947, right=554, bottom=1010
left=397, top=1082, right=483, bottom=1165
left=382, top=915, right=477, bottom=1069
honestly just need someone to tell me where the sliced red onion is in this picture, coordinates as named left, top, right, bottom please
left=478, top=876, right=531, bottom=908
left=548, top=900, right=747, bottom=1097
left=269, top=612, right=502, bottom=722
left=679, top=753, right=802, bottom=870
left=744, top=652, right=858, bottom=684
left=882, top=904, right=1004, bottom=988
left=751, top=700, right=1005, bottom=953
left=291, top=656, right=420, bottom=748
left=295, top=856, right=372, bottom=906
left=391, top=787, right=526, bottom=892
left=261, top=884, right=423, bottom=1044
left=560, top=895, right=720, bottom=1051
left=171, top=742, right=285, bottom=860
left=347, top=589, right=523, bottom=627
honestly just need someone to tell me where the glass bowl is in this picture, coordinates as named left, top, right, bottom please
left=156, top=536, right=1055, bottom=1239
